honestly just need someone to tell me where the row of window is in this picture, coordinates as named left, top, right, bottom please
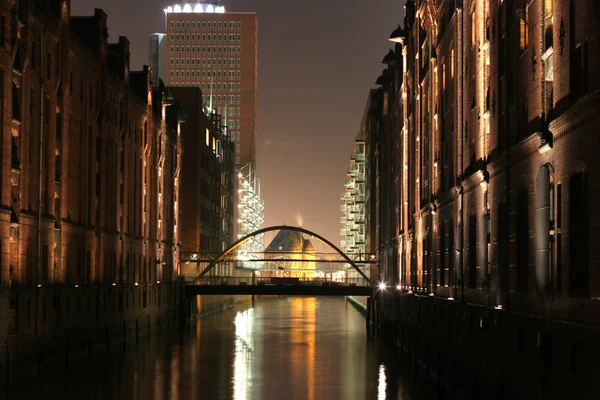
left=170, top=32, right=242, bottom=44
left=206, top=94, right=241, bottom=105
left=171, top=20, right=242, bottom=31
left=171, top=57, right=242, bottom=69
left=170, top=45, right=242, bottom=57
left=177, top=45, right=240, bottom=56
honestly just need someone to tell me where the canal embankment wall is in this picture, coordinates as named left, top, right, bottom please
left=0, top=285, right=249, bottom=384
left=376, top=293, right=600, bottom=400
left=347, top=296, right=367, bottom=316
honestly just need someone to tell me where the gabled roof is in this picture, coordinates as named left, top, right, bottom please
left=265, top=230, right=315, bottom=253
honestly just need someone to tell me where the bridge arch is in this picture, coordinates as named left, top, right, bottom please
left=195, top=225, right=371, bottom=284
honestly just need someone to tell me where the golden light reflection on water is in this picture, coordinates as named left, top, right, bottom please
left=290, top=298, right=317, bottom=400
left=378, top=363, right=387, bottom=400
left=233, top=308, right=254, bottom=400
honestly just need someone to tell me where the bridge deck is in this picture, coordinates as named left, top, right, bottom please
left=185, top=284, right=373, bottom=297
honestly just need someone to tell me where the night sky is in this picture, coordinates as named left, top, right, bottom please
left=72, top=0, right=403, bottom=245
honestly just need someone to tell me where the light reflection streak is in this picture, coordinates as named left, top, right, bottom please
left=290, top=298, right=316, bottom=400
left=233, top=309, right=254, bottom=400
left=378, top=363, right=387, bottom=400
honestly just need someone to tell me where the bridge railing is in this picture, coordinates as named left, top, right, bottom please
left=194, top=276, right=372, bottom=287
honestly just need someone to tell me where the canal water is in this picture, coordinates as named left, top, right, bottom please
left=6, top=297, right=420, bottom=400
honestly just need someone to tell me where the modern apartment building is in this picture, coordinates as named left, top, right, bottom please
left=163, top=3, right=257, bottom=167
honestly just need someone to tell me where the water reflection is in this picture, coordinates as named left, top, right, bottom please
left=378, top=364, right=387, bottom=400
left=5, top=297, right=418, bottom=400
left=233, top=309, right=254, bottom=400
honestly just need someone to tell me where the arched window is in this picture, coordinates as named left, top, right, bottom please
left=516, top=188, right=529, bottom=292
left=535, top=165, right=553, bottom=294
left=497, top=201, right=510, bottom=299
left=468, top=214, right=477, bottom=288
left=569, top=161, right=589, bottom=296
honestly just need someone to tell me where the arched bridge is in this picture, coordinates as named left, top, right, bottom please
left=184, top=226, right=376, bottom=297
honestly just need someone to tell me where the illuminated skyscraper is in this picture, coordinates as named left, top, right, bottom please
left=162, top=3, right=257, bottom=167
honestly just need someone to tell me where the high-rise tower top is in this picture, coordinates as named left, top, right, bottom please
left=164, top=3, right=226, bottom=14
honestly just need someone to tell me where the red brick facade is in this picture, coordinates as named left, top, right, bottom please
left=367, top=0, right=600, bottom=396
left=0, top=0, right=182, bottom=287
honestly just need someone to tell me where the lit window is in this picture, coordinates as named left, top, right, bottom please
left=442, top=63, right=446, bottom=90
left=471, top=11, right=476, bottom=46
left=451, top=48, right=455, bottom=77
left=520, top=6, right=529, bottom=52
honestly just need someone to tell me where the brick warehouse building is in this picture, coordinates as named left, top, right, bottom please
left=170, top=86, right=236, bottom=279
left=0, top=0, right=184, bottom=287
left=350, top=0, right=600, bottom=397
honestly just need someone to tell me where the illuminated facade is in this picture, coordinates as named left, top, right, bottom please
left=368, top=0, right=600, bottom=397
left=162, top=3, right=258, bottom=167
left=0, top=4, right=182, bottom=286
left=236, top=163, right=264, bottom=268
left=264, top=230, right=316, bottom=279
